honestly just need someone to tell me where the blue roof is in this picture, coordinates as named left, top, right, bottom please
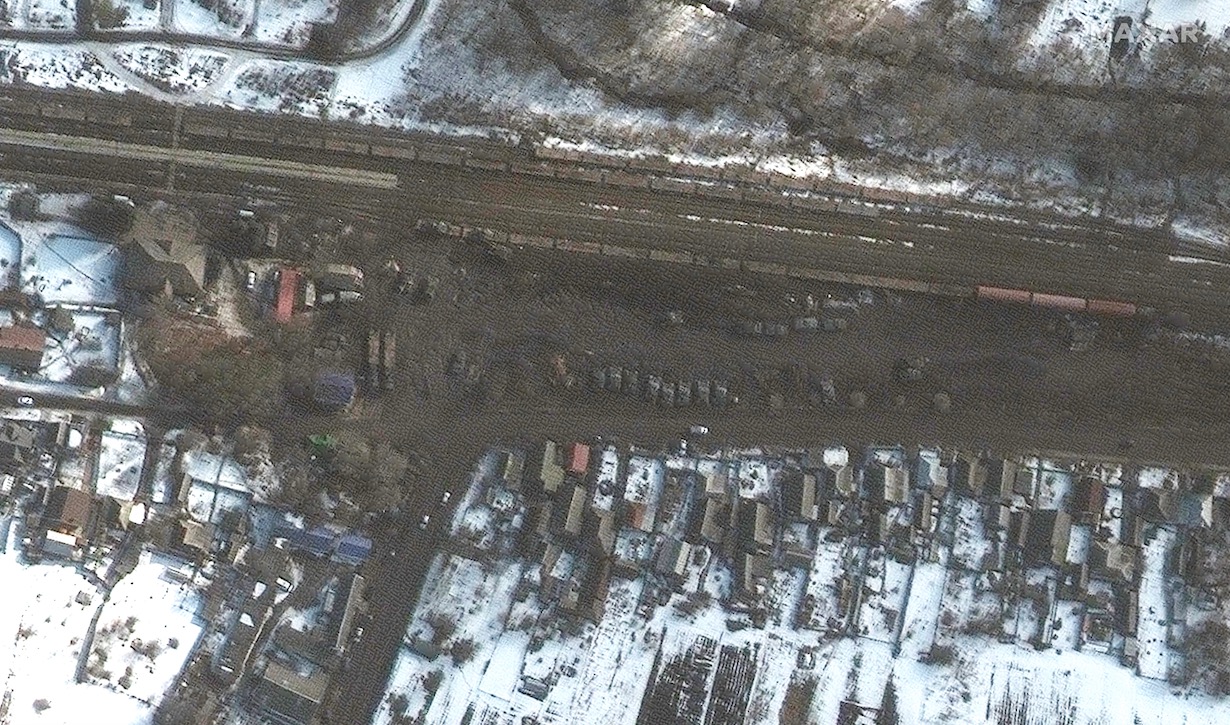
left=333, top=533, right=372, bottom=564
left=313, top=372, right=356, bottom=408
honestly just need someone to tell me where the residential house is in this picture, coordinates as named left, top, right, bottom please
left=567, top=443, right=590, bottom=477
left=753, top=502, right=774, bottom=550
left=122, top=204, right=206, bottom=297
left=538, top=441, right=566, bottom=496
left=499, top=449, right=526, bottom=490
left=332, top=532, right=373, bottom=565
left=0, top=420, right=37, bottom=467
left=0, top=325, right=45, bottom=372
left=701, top=498, right=727, bottom=544
left=253, top=661, right=329, bottom=725
left=330, top=573, right=367, bottom=653
left=564, top=484, right=587, bottom=537
left=42, top=485, right=92, bottom=556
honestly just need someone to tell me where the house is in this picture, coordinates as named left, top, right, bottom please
left=122, top=204, right=206, bottom=297
left=273, top=267, right=301, bottom=324
left=43, top=485, right=92, bottom=546
left=753, top=502, right=774, bottom=549
left=0, top=325, right=45, bottom=371
left=737, top=552, right=773, bottom=594
left=538, top=441, right=566, bottom=495
left=568, top=443, right=590, bottom=476
left=253, top=661, right=329, bottom=725
left=0, top=420, right=36, bottom=467
left=179, top=519, right=215, bottom=553
left=312, top=371, right=356, bottom=411
left=884, top=467, right=909, bottom=504
left=701, top=499, right=727, bottom=544
left=331, top=573, right=367, bottom=653
left=795, top=473, right=818, bottom=521
left=499, top=449, right=525, bottom=489
left=564, top=484, right=587, bottom=537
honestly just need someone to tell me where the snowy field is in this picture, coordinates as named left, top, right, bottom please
left=252, top=0, right=338, bottom=46
left=24, top=0, right=73, bottom=29
left=173, top=0, right=254, bottom=38
left=112, top=46, right=228, bottom=94
left=0, top=525, right=158, bottom=725
left=22, top=233, right=121, bottom=307
left=85, top=552, right=204, bottom=706
left=104, top=0, right=162, bottom=31
left=40, top=310, right=122, bottom=384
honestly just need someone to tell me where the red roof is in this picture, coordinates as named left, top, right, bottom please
left=0, top=324, right=45, bottom=354
left=568, top=443, right=590, bottom=475
left=274, top=268, right=300, bottom=324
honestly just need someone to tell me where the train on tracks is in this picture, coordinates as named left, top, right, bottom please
left=975, top=286, right=1142, bottom=317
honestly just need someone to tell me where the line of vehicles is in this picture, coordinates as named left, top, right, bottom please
left=589, top=366, right=738, bottom=409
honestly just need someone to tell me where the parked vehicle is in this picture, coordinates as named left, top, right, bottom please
left=793, top=316, right=820, bottom=331
left=689, top=424, right=709, bottom=436
left=591, top=367, right=607, bottom=390
left=419, top=515, right=431, bottom=529
left=417, top=275, right=439, bottom=303
left=448, top=351, right=468, bottom=377
left=660, top=381, right=676, bottom=407
left=15, top=396, right=33, bottom=407
left=763, top=322, right=789, bottom=337
left=695, top=379, right=711, bottom=407
left=822, top=317, right=849, bottom=332
left=740, top=320, right=763, bottom=336
left=676, top=381, right=692, bottom=407
left=605, top=367, right=622, bottom=393
left=622, top=369, right=640, bottom=396
left=645, top=375, right=662, bottom=402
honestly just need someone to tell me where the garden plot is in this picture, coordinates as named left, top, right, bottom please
left=801, top=534, right=850, bottom=631
left=113, top=46, right=229, bottom=94
left=98, top=0, right=161, bottom=30
left=252, top=0, right=338, bottom=46
left=0, top=553, right=149, bottom=725
left=223, top=61, right=336, bottom=115
left=951, top=497, right=995, bottom=571
left=24, top=0, right=72, bottom=29
left=0, top=47, right=128, bottom=92
left=0, top=223, right=22, bottom=287
left=174, top=0, right=254, bottom=38
left=84, top=552, right=204, bottom=705
left=379, top=555, right=525, bottom=725
left=856, top=550, right=912, bottom=643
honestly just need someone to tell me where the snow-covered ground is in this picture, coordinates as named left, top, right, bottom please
left=105, top=0, right=162, bottom=31
left=174, top=0, right=253, bottom=38
left=0, top=519, right=185, bottom=725
left=86, top=552, right=205, bottom=705
left=23, top=0, right=73, bottom=29
left=112, top=46, right=229, bottom=94
left=22, top=233, right=121, bottom=307
left=252, top=0, right=338, bottom=46
left=40, top=310, right=122, bottom=384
